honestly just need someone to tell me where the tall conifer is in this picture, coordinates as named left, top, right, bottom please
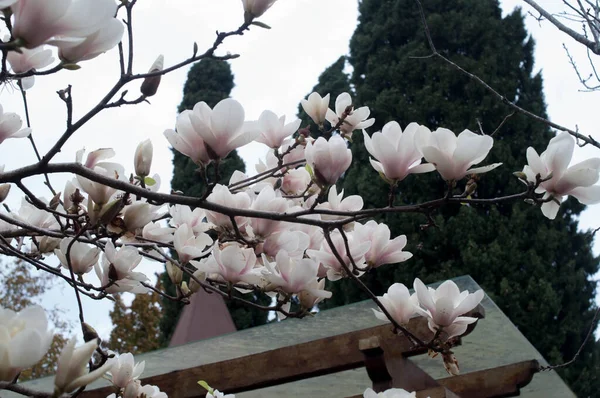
left=306, top=1, right=600, bottom=393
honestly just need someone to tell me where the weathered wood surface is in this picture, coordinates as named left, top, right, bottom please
left=81, top=310, right=482, bottom=398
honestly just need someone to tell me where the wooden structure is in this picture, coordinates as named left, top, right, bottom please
left=14, top=276, right=575, bottom=397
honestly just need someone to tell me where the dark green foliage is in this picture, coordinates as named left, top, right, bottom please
left=160, top=59, right=268, bottom=345
left=310, top=0, right=600, bottom=394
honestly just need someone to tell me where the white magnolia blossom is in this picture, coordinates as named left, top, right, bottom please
left=242, top=0, right=277, bottom=18
left=372, top=283, right=418, bottom=325
left=0, top=105, right=31, bottom=145
left=134, top=139, right=154, bottom=178
left=261, top=230, right=310, bottom=259
left=307, top=229, right=370, bottom=281
left=262, top=251, right=331, bottom=299
left=254, top=110, right=301, bottom=149
left=353, top=221, right=412, bottom=268
left=95, top=241, right=148, bottom=293
left=413, top=278, right=484, bottom=339
left=305, top=135, right=352, bottom=186
left=363, top=387, right=416, bottom=398
left=206, top=184, right=251, bottom=229
left=316, top=185, right=363, bottom=222
left=138, top=384, right=169, bottom=398
left=142, top=221, right=175, bottom=243
left=55, top=238, right=101, bottom=275
left=247, top=185, right=288, bottom=238
left=301, top=92, right=330, bottom=126
left=363, top=121, right=435, bottom=183
left=326, top=92, right=375, bottom=135
left=173, top=224, right=213, bottom=264
left=109, top=352, right=145, bottom=389
left=420, top=128, right=501, bottom=181
left=14, top=197, right=59, bottom=229
left=0, top=305, right=54, bottom=381
left=13, top=0, right=118, bottom=49
left=6, top=45, right=54, bottom=90
left=169, top=205, right=209, bottom=234
left=122, top=201, right=159, bottom=234
left=207, top=390, right=235, bottom=398
left=58, top=18, right=124, bottom=63
left=191, top=243, right=262, bottom=285
left=167, top=99, right=259, bottom=162
left=523, top=132, right=600, bottom=219
left=55, top=337, right=115, bottom=394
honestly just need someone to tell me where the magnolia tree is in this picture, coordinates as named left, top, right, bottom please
left=0, top=1, right=599, bottom=398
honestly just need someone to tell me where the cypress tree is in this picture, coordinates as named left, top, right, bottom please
left=160, top=59, right=269, bottom=345
left=307, top=0, right=600, bottom=394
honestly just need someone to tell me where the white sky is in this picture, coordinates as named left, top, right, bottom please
left=1, top=0, right=599, bottom=341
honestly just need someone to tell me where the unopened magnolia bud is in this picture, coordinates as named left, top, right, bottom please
left=242, top=0, right=277, bottom=21
left=513, top=171, right=528, bottom=180
left=0, top=184, right=10, bottom=203
left=82, top=323, right=99, bottom=343
left=134, top=139, right=153, bottom=178
left=180, top=281, right=191, bottom=296
left=189, top=270, right=207, bottom=293
left=166, top=261, right=183, bottom=285
left=140, top=55, right=163, bottom=97
left=99, top=199, right=125, bottom=226
left=464, top=180, right=477, bottom=196
left=49, top=191, right=61, bottom=210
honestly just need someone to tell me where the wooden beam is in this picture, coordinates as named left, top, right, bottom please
left=81, top=307, right=483, bottom=398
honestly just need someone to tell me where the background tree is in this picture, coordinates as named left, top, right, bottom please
left=108, top=278, right=162, bottom=355
left=305, top=0, right=600, bottom=394
left=0, top=260, right=70, bottom=380
left=160, top=59, right=269, bottom=345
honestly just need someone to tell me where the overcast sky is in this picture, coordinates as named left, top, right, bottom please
left=1, top=0, right=599, bottom=341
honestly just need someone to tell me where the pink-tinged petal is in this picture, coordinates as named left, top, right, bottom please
left=452, top=290, right=484, bottom=317
left=421, top=145, right=456, bottom=180
left=555, top=158, right=600, bottom=193
left=414, top=278, right=435, bottom=314
left=409, top=163, right=436, bottom=174
left=526, top=147, right=546, bottom=177
left=334, top=92, right=352, bottom=116
left=431, top=128, right=457, bottom=154
left=369, top=158, right=385, bottom=175
left=453, top=131, right=493, bottom=170
left=465, top=163, right=502, bottom=175
left=570, top=186, right=600, bottom=204
left=545, top=132, right=574, bottom=177
left=433, top=296, right=456, bottom=326
left=443, top=317, right=477, bottom=339
left=434, top=280, right=461, bottom=303
left=541, top=194, right=563, bottom=220
left=362, top=130, right=376, bottom=157
left=210, top=98, right=245, bottom=143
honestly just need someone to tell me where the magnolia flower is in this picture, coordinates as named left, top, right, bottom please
left=364, top=122, right=435, bottom=183
left=0, top=165, right=9, bottom=203
left=253, top=110, right=301, bottom=148
left=169, top=205, right=210, bottom=235
left=191, top=243, right=261, bottom=285
left=134, top=139, right=153, bottom=177
left=142, top=222, right=175, bottom=243
left=247, top=185, right=288, bottom=238
left=353, top=221, right=412, bottom=268
left=372, top=283, right=418, bottom=325
left=281, top=167, right=311, bottom=196
left=55, top=238, right=101, bottom=275
left=173, top=224, right=213, bottom=264
left=122, top=201, right=158, bottom=233
left=58, top=18, right=124, bottom=63
left=54, top=337, right=115, bottom=394
left=140, top=55, right=164, bottom=97
left=0, top=104, right=31, bottom=145
left=363, top=388, right=416, bottom=398
left=307, top=230, right=370, bottom=281
left=35, top=236, right=61, bottom=254
left=301, top=92, right=330, bottom=125
left=242, top=0, right=277, bottom=18
left=6, top=45, right=54, bottom=90
left=138, top=385, right=168, bottom=398
left=262, top=230, right=310, bottom=259
left=413, top=278, right=484, bottom=338
left=205, top=184, right=251, bottom=229
left=523, top=132, right=600, bottom=219
left=109, top=353, right=145, bottom=389
left=263, top=251, right=332, bottom=299
left=178, top=99, right=259, bottom=161
left=298, top=279, right=330, bottom=309
left=326, top=92, right=375, bottom=135
left=13, top=0, right=118, bottom=49
left=316, top=185, right=363, bottom=222
left=96, top=241, right=148, bottom=293
left=420, top=128, right=501, bottom=181
left=14, top=197, right=59, bottom=229
left=305, top=135, right=352, bottom=186
left=164, top=109, right=211, bottom=166
left=0, top=305, right=54, bottom=381
left=76, top=147, right=125, bottom=177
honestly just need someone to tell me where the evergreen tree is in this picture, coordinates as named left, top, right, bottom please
left=307, top=0, right=600, bottom=394
left=160, top=59, right=269, bottom=345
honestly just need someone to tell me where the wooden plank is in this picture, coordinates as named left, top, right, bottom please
left=81, top=308, right=483, bottom=398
